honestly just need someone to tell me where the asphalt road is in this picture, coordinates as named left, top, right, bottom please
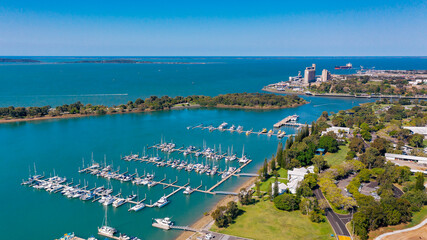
left=313, top=188, right=351, bottom=237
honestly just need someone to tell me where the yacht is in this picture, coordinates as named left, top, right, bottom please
left=126, top=194, right=137, bottom=201
left=113, top=198, right=126, bottom=208
left=218, top=122, right=228, bottom=130
left=129, top=203, right=145, bottom=212
left=229, top=125, right=236, bottom=131
left=154, top=196, right=169, bottom=208
left=183, top=186, right=195, bottom=195
left=102, top=196, right=115, bottom=206
left=236, top=125, right=243, bottom=133
left=98, top=207, right=117, bottom=237
left=152, top=217, right=173, bottom=230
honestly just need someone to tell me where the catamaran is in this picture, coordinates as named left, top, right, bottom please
left=98, top=207, right=117, bottom=237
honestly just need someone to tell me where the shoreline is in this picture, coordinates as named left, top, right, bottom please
left=262, top=87, right=427, bottom=100
left=176, top=177, right=257, bottom=240
left=0, top=102, right=307, bottom=125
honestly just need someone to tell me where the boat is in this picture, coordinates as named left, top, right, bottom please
left=129, top=202, right=145, bottom=212
left=229, top=125, right=236, bottom=131
left=183, top=186, right=195, bottom=195
left=152, top=217, right=174, bottom=230
left=126, top=194, right=136, bottom=201
left=98, top=207, right=117, bottom=237
left=218, top=122, right=228, bottom=130
left=153, top=196, right=169, bottom=208
left=261, top=128, right=267, bottom=133
left=113, top=198, right=126, bottom=208
left=236, top=125, right=243, bottom=133
left=335, top=63, right=352, bottom=69
left=102, top=196, right=115, bottom=206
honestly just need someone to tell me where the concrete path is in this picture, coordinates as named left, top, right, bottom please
left=375, top=217, right=427, bottom=240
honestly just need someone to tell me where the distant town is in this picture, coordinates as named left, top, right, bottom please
left=263, top=63, right=427, bottom=99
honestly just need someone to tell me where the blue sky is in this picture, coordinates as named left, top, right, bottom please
left=0, top=0, right=426, bottom=56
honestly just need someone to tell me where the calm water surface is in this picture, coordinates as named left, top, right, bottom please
left=0, top=57, right=423, bottom=239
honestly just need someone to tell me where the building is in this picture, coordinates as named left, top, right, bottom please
left=402, top=126, right=427, bottom=139
left=321, top=126, right=351, bottom=138
left=385, top=153, right=427, bottom=165
left=272, top=166, right=314, bottom=194
left=321, top=69, right=331, bottom=82
left=304, top=64, right=316, bottom=84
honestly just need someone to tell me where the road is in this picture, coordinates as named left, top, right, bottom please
left=313, top=188, right=351, bottom=237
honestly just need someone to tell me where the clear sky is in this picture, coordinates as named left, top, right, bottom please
left=0, top=0, right=426, bottom=56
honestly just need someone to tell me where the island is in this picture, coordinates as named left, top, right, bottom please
left=0, top=93, right=307, bottom=123
left=0, top=58, right=41, bottom=63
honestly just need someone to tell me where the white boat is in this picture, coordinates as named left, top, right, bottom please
left=154, top=196, right=169, bottom=208
left=102, top=196, right=115, bottom=206
left=129, top=203, right=145, bottom=212
left=183, top=187, right=195, bottom=195
left=112, top=198, right=126, bottom=208
left=98, top=206, right=117, bottom=237
left=152, top=217, right=174, bottom=230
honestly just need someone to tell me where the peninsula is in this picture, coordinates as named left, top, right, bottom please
left=0, top=93, right=307, bottom=123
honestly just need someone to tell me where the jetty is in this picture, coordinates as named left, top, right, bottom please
left=273, top=114, right=299, bottom=128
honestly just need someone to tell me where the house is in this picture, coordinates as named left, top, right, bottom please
left=321, top=126, right=351, bottom=138
left=272, top=166, right=315, bottom=194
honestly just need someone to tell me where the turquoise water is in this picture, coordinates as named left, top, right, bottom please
left=0, top=57, right=423, bottom=240
left=0, top=57, right=426, bottom=107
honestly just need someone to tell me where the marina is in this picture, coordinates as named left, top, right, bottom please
left=188, top=119, right=305, bottom=138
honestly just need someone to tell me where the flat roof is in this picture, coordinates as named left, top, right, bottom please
left=403, top=126, right=427, bottom=135
left=385, top=153, right=427, bottom=163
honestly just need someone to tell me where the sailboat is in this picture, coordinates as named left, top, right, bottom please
left=98, top=207, right=116, bottom=237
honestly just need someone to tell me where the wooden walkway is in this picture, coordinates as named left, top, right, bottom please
left=207, top=159, right=252, bottom=192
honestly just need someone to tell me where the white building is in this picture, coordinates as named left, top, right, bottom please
left=321, top=126, right=351, bottom=138
left=385, top=153, right=427, bottom=165
left=402, top=126, right=427, bottom=139
left=272, top=166, right=314, bottom=195
left=321, top=69, right=331, bottom=82
left=304, top=64, right=316, bottom=84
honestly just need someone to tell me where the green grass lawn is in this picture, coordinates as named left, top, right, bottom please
left=408, top=206, right=427, bottom=228
left=324, top=144, right=349, bottom=166
left=211, top=200, right=335, bottom=240
left=257, top=168, right=288, bottom=192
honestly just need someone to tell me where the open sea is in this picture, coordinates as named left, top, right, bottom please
left=0, top=57, right=425, bottom=240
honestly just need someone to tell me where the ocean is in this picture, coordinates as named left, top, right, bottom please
left=0, top=57, right=424, bottom=240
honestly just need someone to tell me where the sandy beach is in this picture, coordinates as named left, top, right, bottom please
left=176, top=177, right=257, bottom=240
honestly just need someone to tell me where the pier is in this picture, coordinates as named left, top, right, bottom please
left=189, top=123, right=296, bottom=138
left=273, top=115, right=299, bottom=128
left=207, top=159, right=252, bottom=192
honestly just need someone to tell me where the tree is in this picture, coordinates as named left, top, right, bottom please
left=273, top=178, right=279, bottom=198
left=371, top=138, right=389, bottom=155
left=262, top=158, right=268, bottom=181
left=226, top=201, right=239, bottom=219
left=212, top=206, right=230, bottom=228
left=276, top=142, right=283, bottom=167
left=274, top=193, right=300, bottom=211
left=318, top=135, right=339, bottom=153
left=361, top=130, right=372, bottom=141
left=349, top=137, right=365, bottom=153
left=312, top=155, right=328, bottom=173
left=409, top=134, right=424, bottom=148
left=415, top=173, right=425, bottom=191
left=360, top=147, right=385, bottom=169
left=255, top=180, right=261, bottom=196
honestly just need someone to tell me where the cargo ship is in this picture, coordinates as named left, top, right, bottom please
left=335, top=63, right=352, bottom=69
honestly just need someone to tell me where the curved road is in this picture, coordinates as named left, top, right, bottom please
left=313, top=188, right=351, bottom=237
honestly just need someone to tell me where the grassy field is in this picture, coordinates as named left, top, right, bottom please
left=257, top=168, right=288, bottom=192
left=324, top=144, right=349, bottom=166
left=211, top=200, right=335, bottom=240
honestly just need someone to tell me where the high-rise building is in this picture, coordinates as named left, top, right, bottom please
left=321, top=69, right=331, bottom=82
left=304, top=64, right=316, bottom=84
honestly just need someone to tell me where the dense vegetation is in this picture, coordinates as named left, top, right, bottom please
left=255, top=99, right=426, bottom=240
left=309, top=76, right=427, bottom=96
left=0, top=93, right=306, bottom=120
